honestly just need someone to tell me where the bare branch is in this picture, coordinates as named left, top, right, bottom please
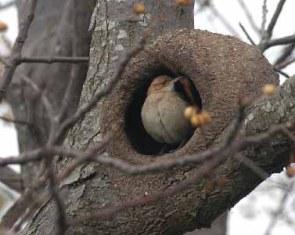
left=264, top=181, right=294, bottom=235
left=17, top=56, right=89, bottom=64
left=260, top=34, right=295, bottom=51
left=238, top=0, right=260, bottom=35
left=0, top=0, right=38, bottom=101
left=275, top=57, right=295, bottom=70
left=265, top=0, right=287, bottom=39
left=0, top=34, right=12, bottom=50
left=46, top=160, right=67, bottom=235
left=0, top=149, right=44, bottom=166
left=21, top=76, right=55, bottom=122
left=209, top=4, right=239, bottom=37
left=239, top=23, right=256, bottom=46
left=274, top=43, right=295, bottom=66
left=261, top=0, right=268, bottom=36
left=0, top=1, right=15, bottom=10
left=0, top=115, right=32, bottom=127
left=1, top=138, right=108, bottom=229
left=273, top=67, right=290, bottom=78
left=0, top=167, right=23, bottom=193
left=234, top=154, right=269, bottom=180
left=1, top=120, right=294, bottom=178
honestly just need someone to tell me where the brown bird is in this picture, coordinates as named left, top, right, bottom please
left=141, top=75, right=201, bottom=146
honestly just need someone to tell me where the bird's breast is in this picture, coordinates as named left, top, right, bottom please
left=141, top=91, right=192, bottom=144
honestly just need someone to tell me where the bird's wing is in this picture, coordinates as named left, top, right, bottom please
left=173, top=76, right=202, bottom=110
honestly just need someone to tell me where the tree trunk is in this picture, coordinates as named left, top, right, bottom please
left=7, top=0, right=96, bottom=185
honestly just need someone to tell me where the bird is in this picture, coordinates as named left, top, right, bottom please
left=141, top=75, right=202, bottom=146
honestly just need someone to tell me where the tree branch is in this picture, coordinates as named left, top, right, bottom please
left=260, top=34, right=295, bottom=51
left=0, top=1, right=15, bottom=10
left=17, top=56, right=89, bottom=64
left=265, top=0, right=286, bottom=39
left=0, top=0, right=38, bottom=101
left=0, top=167, right=23, bottom=192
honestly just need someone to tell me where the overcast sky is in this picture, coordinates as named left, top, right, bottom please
left=195, top=0, right=295, bottom=78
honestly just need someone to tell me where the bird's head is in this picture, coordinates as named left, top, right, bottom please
left=147, top=75, right=173, bottom=95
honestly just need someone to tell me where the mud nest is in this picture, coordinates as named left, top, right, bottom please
left=101, top=29, right=278, bottom=160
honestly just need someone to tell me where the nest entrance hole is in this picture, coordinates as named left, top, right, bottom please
left=124, top=66, right=201, bottom=155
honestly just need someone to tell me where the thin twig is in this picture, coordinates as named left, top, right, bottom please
left=46, top=158, right=67, bottom=235
left=210, top=4, right=239, bottom=37
left=243, top=123, right=295, bottom=144
left=265, top=0, right=286, bottom=39
left=261, top=0, right=268, bottom=36
left=264, top=181, right=294, bottom=235
left=0, top=34, right=12, bottom=50
left=21, top=76, right=55, bottom=122
left=0, top=115, right=32, bottom=126
left=1, top=121, right=294, bottom=177
left=17, top=56, right=89, bottom=64
left=0, top=0, right=15, bottom=10
left=234, top=154, right=269, bottom=180
left=0, top=0, right=38, bottom=101
left=2, top=138, right=108, bottom=230
left=259, top=0, right=288, bottom=52
left=274, top=67, right=290, bottom=78
left=237, top=0, right=260, bottom=35
left=260, top=34, right=295, bottom=51
left=0, top=149, right=45, bottom=166
left=275, top=57, right=295, bottom=70
left=239, top=23, right=256, bottom=46
left=0, top=167, right=23, bottom=193
left=274, top=43, right=295, bottom=66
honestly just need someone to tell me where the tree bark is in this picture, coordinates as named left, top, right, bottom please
left=7, top=0, right=96, bottom=185
left=186, top=212, right=227, bottom=235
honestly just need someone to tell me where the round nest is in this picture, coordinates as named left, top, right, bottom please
left=99, top=29, right=278, bottom=232
left=101, top=29, right=278, bottom=159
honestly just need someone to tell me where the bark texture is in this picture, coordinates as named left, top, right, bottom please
left=7, top=0, right=96, bottom=184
